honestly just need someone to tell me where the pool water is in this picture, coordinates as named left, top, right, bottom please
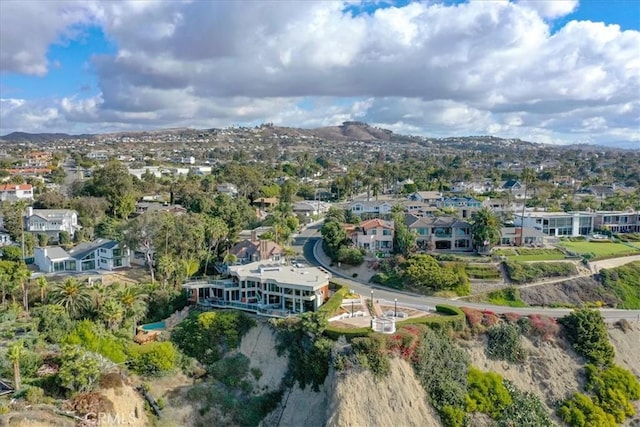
left=141, top=321, right=166, bottom=331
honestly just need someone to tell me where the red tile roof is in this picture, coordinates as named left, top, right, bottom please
left=0, top=183, right=33, bottom=191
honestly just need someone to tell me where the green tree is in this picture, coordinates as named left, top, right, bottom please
left=203, top=216, right=228, bottom=276
left=12, top=262, right=31, bottom=313
left=58, top=345, right=101, bottom=394
left=36, top=276, right=48, bottom=304
left=8, top=341, right=24, bottom=391
left=49, top=277, right=92, bottom=319
left=392, top=208, right=416, bottom=256
left=88, top=160, right=140, bottom=218
left=179, top=258, right=200, bottom=281
left=470, top=207, right=502, bottom=252
left=99, top=299, right=125, bottom=331
left=320, top=220, right=348, bottom=260
left=560, top=308, right=615, bottom=366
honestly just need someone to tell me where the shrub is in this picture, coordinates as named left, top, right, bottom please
left=64, top=321, right=127, bottom=364
left=558, top=393, right=617, bottom=427
left=441, top=405, right=465, bottom=427
left=527, top=314, right=560, bottom=342
left=497, top=381, right=554, bottom=427
left=503, top=312, right=521, bottom=323
left=461, top=307, right=484, bottom=331
left=486, top=323, right=527, bottom=363
left=351, top=334, right=391, bottom=379
left=171, top=310, right=255, bottom=365
left=318, top=282, right=348, bottom=317
left=127, top=341, right=179, bottom=376
left=585, top=363, right=640, bottom=423
left=466, top=367, right=512, bottom=418
left=413, top=328, right=469, bottom=425
left=337, top=247, right=365, bottom=266
left=503, top=260, right=577, bottom=284
left=486, top=287, right=527, bottom=308
left=560, top=308, right=615, bottom=366
left=24, top=386, right=45, bottom=404
left=209, top=353, right=250, bottom=387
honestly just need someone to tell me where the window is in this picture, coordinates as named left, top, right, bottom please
left=383, top=229, right=391, bottom=236
left=370, top=229, right=377, bottom=235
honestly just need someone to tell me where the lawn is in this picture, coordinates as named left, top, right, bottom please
left=559, top=241, right=640, bottom=258
left=494, top=247, right=565, bottom=261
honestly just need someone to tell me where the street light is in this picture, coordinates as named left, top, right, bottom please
left=394, top=298, right=397, bottom=318
left=370, top=290, right=374, bottom=316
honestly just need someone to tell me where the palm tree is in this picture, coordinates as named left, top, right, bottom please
left=89, top=281, right=112, bottom=315
left=115, top=286, right=148, bottom=334
left=156, top=255, right=177, bottom=287
left=519, top=168, right=536, bottom=246
left=8, top=341, right=23, bottom=391
left=0, top=272, right=10, bottom=309
left=36, top=276, right=48, bottom=304
left=99, top=299, right=125, bottom=331
left=12, top=262, right=31, bottom=313
left=49, top=278, right=92, bottom=318
left=180, top=258, right=200, bottom=282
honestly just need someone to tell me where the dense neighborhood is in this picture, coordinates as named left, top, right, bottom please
left=1, top=124, right=639, bottom=427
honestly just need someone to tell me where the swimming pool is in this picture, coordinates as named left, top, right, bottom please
left=140, top=321, right=166, bottom=331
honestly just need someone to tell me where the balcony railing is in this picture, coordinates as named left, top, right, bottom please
left=434, top=232, right=452, bottom=238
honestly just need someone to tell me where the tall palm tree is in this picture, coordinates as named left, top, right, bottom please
left=115, top=285, right=148, bottom=334
left=8, top=341, right=23, bottom=391
left=0, top=272, right=10, bottom=309
left=519, top=168, right=536, bottom=246
left=156, top=255, right=177, bottom=287
left=36, top=276, right=48, bottom=304
left=49, top=278, right=92, bottom=319
left=89, top=281, right=112, bottom=315
left=100, top=299, right=125, bottom=331
left=12, top=262, right=31, bottom=313
left=180, top=258, right=200, bottom=282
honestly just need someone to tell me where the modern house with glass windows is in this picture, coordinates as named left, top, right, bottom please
left=34, top=239, right=130, bottom=273
left=183, top=262, right=331, bottom=317
left=514, top=211, right=595, bottom=237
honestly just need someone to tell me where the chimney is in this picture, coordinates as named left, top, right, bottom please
left=27, top=206, right=33, bottom=217
left=260, top=239, right=268, bottom=261
left=251, top=229, right=257, bottom=242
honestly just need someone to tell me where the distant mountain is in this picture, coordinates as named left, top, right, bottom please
left=0, top=131, right=90, bottom=142
left=1, top=124, right=637, bottom=151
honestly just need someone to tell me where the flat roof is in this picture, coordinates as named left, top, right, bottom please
left=229, top=262, right=331, bottom=290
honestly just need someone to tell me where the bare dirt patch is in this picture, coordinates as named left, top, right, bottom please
left=326, top=358, right=441, bottom=427
left=238, top=323, right=288, bottom=394
left=519, top=276, right=620, bottom=307
left=608, top=322, right=640, bottom=378
left=461, top=335, right=583, bottom=407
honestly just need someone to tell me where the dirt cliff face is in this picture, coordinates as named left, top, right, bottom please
left=326, top=358, right=440, bottom=427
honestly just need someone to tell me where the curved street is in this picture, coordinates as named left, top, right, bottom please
left=293, top=223, right=640, bottom=323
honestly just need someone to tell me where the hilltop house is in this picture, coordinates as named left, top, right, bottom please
left=350, top=218, right=394, bottom=254
left=25, top=207, right=80, bottom=239
left=406, top=215, right=473, bottom=251
left=34, top=239, right=130, bottom=273
left=183, top=261, right=331, bottom=316
left=0, top=184, right=33, bottom=201
left=229, top=239, right=284, bottom=264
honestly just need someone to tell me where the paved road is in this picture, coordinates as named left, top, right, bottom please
left=297, top=223, right=640, bottom=323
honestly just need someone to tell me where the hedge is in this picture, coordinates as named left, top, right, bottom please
left=324, top=326, right=371, bottom=340
left=397, top=304, right=466, bottom=331
left=318, top=281, right=349, bottom=317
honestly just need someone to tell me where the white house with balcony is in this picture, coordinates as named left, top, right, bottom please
left=183, top=262, right=331, bottom=316
left=515, top=211, right=595, bottom=237
left=25, top=207, right=80, bottom=239
left=34, top=239, right=130, bottom=273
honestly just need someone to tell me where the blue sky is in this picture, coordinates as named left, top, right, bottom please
left=0, top=1, right=638, bottom=147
